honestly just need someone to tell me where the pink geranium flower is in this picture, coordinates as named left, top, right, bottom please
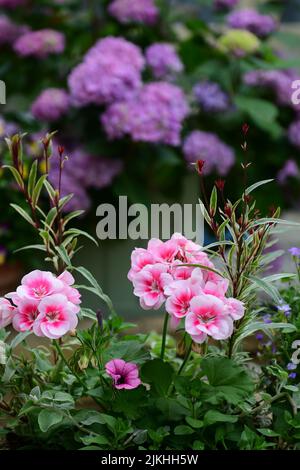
left=224, top=297, right=245, bottom=320
left=128, top=247, right=156, bottom=281
left=186, top=294, right=233, bottom=341
left=33, top=294, right=78, bottom=339
left=58, top=271, right=81, bottom=310
left=12, top=299, right=39, bottom=332
left=132, top=263, right=173, bottom=309
left=16, top=270, right=63, bottom=301
left=105, top=358, right=141, bottom=390
left=0, top=298, right=15, bottom=328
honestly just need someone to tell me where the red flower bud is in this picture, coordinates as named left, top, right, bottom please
left=242, top=123, right=250, bottom=136
left=215, top=179, right=225, bottom=192
left=58, top=145, right=64, bottom=156
left=224, top=203, right=232, bottom=218
left=195, top=159, right=205, bottom=175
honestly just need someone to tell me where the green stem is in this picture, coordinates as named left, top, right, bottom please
left=53, top=340, right=86, bottom=389
left=177, top=340, right=192, bottom=376
left=160, top=313, right=169, bottom=361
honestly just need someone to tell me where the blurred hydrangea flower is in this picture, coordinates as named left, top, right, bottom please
left=289, top=247, right=300, bottom=258
left=13, top=29, right=65, bottom=58
left=0, top=0, right=27, bottom=6
left=227, top=9, right=277, bottom=38
left=108, top=0, right=159, bottom=25
left=214, top=0, right=239, bottom=10
left=102, top=82, right=189, bottom=146
left=182, top=130, right=235, bottom=175
left=288, top=120, right=300, bottom=149
left=68, top=37, right=144, bottom=106
left=0, top=115, right=19, bottom=137
left=31, top=88, right=70, bottom=122
left=277, top=159, right=299, bottom=185
left=218, top=29, right=260, bottom=56
left=49, top=147, right=123, bottom=212
left=0, top=15, right=28, bottom=46
left=193, top=81, right=230, bottom=113
left=145, top=43, right=183, bottom=79
left=244, top=69, right=300, bottom=110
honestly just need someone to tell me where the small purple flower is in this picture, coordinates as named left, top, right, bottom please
left=214, top=0, right=239, bottom=11
left=276, top=303, right=291, bottom=317
left=288, top=120, right=300, bottom=149
left=145, top=43, right=183, bottom=79
left=289, top=247, right=300, bottom=258
left=13, top=29, right=65, bottom=58
left=287, top=362, right=297, bottom=371
left=277, top=160, right=299, bottom=185
left=193, top=81, right=230, bottom=113
left=31, top=88, right=70, bottom=122
left=256, top=333, right=264, bottom=341
left=289, top=372, right=297, bottom=379
left=262, top=314, right=272, bottom=324
left=227, top=8, right=277, bottom=38
left=108, top=0, right=159, bottom=25
left=105, top=358, right=141, bottom=390
left=182, top=130, right=235, bottom=176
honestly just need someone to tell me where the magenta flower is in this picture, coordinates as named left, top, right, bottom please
left=12, top=299, right=39, bottom=332
left=132, top=263, right=173, bottom=310
left=105, top=359, right=141, bottom=390
left=16, top=270, right=64, bottom=302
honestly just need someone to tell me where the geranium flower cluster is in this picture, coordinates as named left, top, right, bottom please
left=102, top=82, right=189, bottom=146
left=128, top=234, right=244, bottom=343
left=0, top=270, right=81, bottom=339
left=183, top=130, right=235, bottom=175
left=68, top=37, right=145, bottom=107
left=108, top=0, right=158, bottom=25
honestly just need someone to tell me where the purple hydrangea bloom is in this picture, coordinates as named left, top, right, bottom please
left=288, top=120, right=300, bottom=149
left=145, top=43, right=183, bottom=79
left=108, top=0, right=158, bottom=25
left=227, top=8, right=277, bottom=38
left=193, top=81, right=230, bottom=113
left=68, top=37, right=144, bottom=107
left=0, top=115, right=19, bottom=137
left=182, top=130, right=235, bottom=175
left=13, top=29, right=65, bottom=58
left=0, top=0, right=27, bottom=6
left=289, top=247, right=300, bottom=258
left=214, top=0, right=239, bottom=10
left=244, top=69, right=300, bottom=111
left=277, top=159, right=299, bottom=185
left=102, top=82, right=189, bottom=146
left=48, top=147, right=123, bottom=212
left=0, top=15, right=28, bottom=46
left=31, top=88, right=70, bottom=122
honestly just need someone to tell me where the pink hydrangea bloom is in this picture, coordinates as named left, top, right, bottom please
left=105, top=359, right=141, bottom=390
left=145, top=43, right=183, bottom=79
left=13, top=29, right=65, bottom=58
left=31, top=88, right=70, bottom=122
left=33, top=294, right=78, bottom=339
left=0, top=298, right=15, bottom=328
left=108, top=0, right=158, bottom=25
left=186, top=294, right=233, bottom=342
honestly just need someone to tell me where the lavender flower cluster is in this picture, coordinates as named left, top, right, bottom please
left=108, top=0, right=159, bottom=25
left=31, top=88, right=70, bottom=122
left=145, top=43, right=183, bottom=79
left=102, top=82, right=189, bottom=146
left=183, top=130, right=235, bottom=175
left=193, top=81, right=230, bottom=113
left=227, top=9, right=277, bottom=38
left=49, top=148, right=123, bottom=212
left=0, top=15, right=27, bottom=46
left=68, top=37, right=145, bottom=106
left=13, top=29, right=65, bottom=58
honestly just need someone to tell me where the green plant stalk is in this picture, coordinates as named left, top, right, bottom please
left=160, top=312, right=169, bottom=361
left=177, top=339, right=193, bottom=376
left=53, top=340, right=86, bottom=389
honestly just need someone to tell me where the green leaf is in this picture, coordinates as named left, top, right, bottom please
left=64, top=228, right=98, bottom=246
left=10, top=203, right=35, bottom=227
left=45, top=206, right=58, bottom=229
left=257, top=428, right=280, bottom=437
left=141, top=359, right=174, bottom=396
left=55, top=245, right=72, bottom=266
left=9, top=331, right=30, bottom=349
left=38, top=409, right=63, bottom=433
left=80, top=435, right=109, bottom=446
left=245, top=179, right=274, bottom=195
left=43, top=180, right=56, bottom=201
left=246, top=275, right=281, bottom=303
left=234, top=96, right=282, bottom=138
left=209, top=186, right=217, bottom=217
left=203, top=410, right=238, bottom=426
left=2, top=165, right=24, bottom=189
left=28, top=159, right=37, bottom=198
left=174, top=425, right=195, bottom=435
left=74, top=266, right=114, bottom=314
left=185, top=417, right=204, bottom=429
left=32, top=175, right=47, bottom=207
left=14, top=244, right=47, bottom=254
left=63, top=210, right=85, bottom=227
left=201, top=357, right=254, bottom=405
